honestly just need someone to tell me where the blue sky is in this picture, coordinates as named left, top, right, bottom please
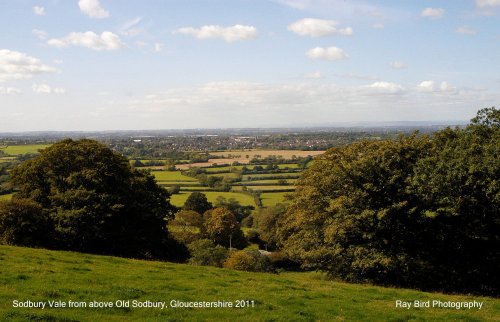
left=0, top=0, right=499, bottom=131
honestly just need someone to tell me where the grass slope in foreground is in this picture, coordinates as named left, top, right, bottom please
left=0, top=246, right=498, bottom=321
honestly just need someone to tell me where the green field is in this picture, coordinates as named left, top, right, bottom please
left=0, top=194, right=13, bottom=201
left=0, top=144, right=50, bottom=156
left=170, top=192, right=256, bottom=208
left=232, top=186, right=295, bottom=192
left=0, top=245, right=497, bottom=321
left=242, top=173, right=300, bottom=180
left=260, top=192, right=291, bottom=207
left=151, top=171, right=197, bottom=182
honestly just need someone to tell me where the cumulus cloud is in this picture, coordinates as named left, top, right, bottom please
left=306, top=46, right=349, bottom=61
left=417, top=80, right=436, bottom=92
left=174, top=25, right=258, bottom=42
left=0, top=49, right=57, bottom=82
left=154, top=43, right=163, bottom=52
left=0, top=86, right=22, bottom=95
left=287, top=18, right=353, bottom=37
left=389, top=61, right=407, bottom=69
left=456, top=26, right=477, bottom=35
left=47, top=31, right=125, bottom=51
left=417, top=80, right=457, bottom=93
left=78, top=0, right=109, bottom=18
left=33, top=6, right=45, bottom=16
left=421, top=8, right=445, bottom=19
left=32, top=29, right=48, bottom=40
left=367, top=81, right=405, bottom=94
left=476, top=0, right=500, bottom=8
left=125, top=80, right=487, bottom=128
left=32, top=83, right=65, bottom=94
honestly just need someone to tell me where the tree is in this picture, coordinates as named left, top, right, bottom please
left=278, top=108, right=500, bottom=295
left=183, top=192, right=212, bottom=214
left=214, top=196, right=254, bottom=222
left=0, top=198, right=52, bottom=247
left=188, top=239, right=228, bottom=267
left=254, top=204, right=286, bottom=250
left=11, top=139, right=183, bottom=260
left=278, top=135, right=433, bottom=288
left=202, top=208, right=247, bottom=248
left=411, top=108, right=499, bottom=294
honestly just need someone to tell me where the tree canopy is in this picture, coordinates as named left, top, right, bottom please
left=278, top=108, right=499, bottom=295
left=10, top=139, right=183, bottom=260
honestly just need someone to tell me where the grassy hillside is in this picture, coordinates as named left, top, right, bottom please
left=0, top=246, right=498, bottom=321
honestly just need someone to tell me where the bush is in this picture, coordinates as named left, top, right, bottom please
left=188, top=239, right=228, bottom=267
left=0, top=198, right=52, bottom=247
left=223, top=250, right=274, bottom=272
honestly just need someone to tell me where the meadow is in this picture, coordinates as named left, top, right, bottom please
left=0, top=245, right=497, bottom=322
left=170, top=191, right=256, bottom=208
left=0, top=144, right=50, bottom=156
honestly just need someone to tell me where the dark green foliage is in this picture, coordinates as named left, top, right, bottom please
left=202, top=208, right=247, bottom=249
left=255, top=204, right=286, bottom=250
left=11, top=139, right=184, bottom=260
left=214, top=196, right=254, bottom=222
left=183, top=192, right=213, bottom=214
left=0, top=199, right=52, bottom=247
left=223, top=250, right=274, bottom=272
left=188, top=239, right=228, bottom=267
left=279, top=108, right=499, bottom=295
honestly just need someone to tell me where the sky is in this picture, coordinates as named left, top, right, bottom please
left=0, top=0, right=499, bottom=131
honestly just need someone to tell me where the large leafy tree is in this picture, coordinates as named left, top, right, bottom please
left=202, top=207, right=247, bottom=249
left=11, top=139, right=181, bottom=260
left=278, top=108, right=499, bottom=295
left=279, top=135, right=432, bottom=287
left=183, top=192, right=213, bottom=215
left=411, top=107, right=499, bottom=294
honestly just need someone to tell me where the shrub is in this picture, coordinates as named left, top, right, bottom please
left=188, top=239, right=228, bottom=267
left=0, top=198, right=52, bottom=247
left=223, top=250, right=274, bottom=272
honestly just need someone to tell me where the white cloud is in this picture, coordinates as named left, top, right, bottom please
left=306, top=46, right=349, bottom=61
left=33, top=6, right=45, bottom=16
left=333, top=73, right=379, bottom=81
left=32, top=83, right=65, bottom=94
left=304, top=71, right=322, bottom=79
left=421, top=8, right=445, bottom=19
left=456, top=26, right=477, bottom=35
left=174, top=25, right=258, bottom=42
left=32, top=29, right=48, bottom=40
left=440, top=81, right=456, bottom=92
left=78, top=0, right=109, bottom=19
left=417, top=80, right=457, bottom=93
left=476, top=0, right=500, bottom=8
left=126, top=80, right=485, bottom=127
left=367, top=81, right=405, bottom=94
left=417, top=80, right=436, bottom=92
left=287, top=18, right=353, bottom=37
left=119, top=17, right=144, bottom=36
left=0, top=87, right=22, bottom=95
left=389, top=61, right=406, bottom=69
left=154, top=43, right=163, bottom=52
left=47, top=31, right=125, bottom=51
left=372, top=23, right=384, bottom=29
left=0, top=49, right=57, bottom=82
